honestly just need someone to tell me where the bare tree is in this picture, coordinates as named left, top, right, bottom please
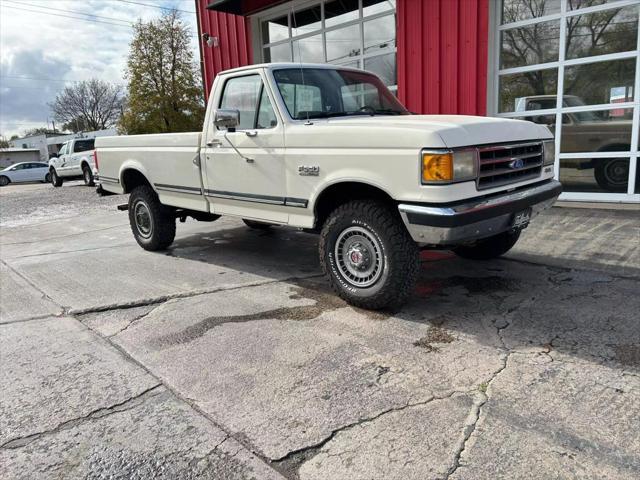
left=49, top=79, right=124, bottom=132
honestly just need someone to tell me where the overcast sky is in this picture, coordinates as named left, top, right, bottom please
left=0, top=0, right=200, bottom=138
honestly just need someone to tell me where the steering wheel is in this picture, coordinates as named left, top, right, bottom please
left=358, top=106, right=376, bottom=114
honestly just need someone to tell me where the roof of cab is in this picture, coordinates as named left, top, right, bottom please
left=217, top=62, right=364, bottom=75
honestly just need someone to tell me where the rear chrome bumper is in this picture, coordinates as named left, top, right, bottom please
left=398, top=180, right=562, bottom=245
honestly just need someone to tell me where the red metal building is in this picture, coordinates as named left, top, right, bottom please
left=195, top=0, right=489, bottom=116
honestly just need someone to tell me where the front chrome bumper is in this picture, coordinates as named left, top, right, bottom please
left=398, top=180, right=562, bottom=245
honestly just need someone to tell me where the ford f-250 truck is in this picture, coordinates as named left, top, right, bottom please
left=96, top=63, right=562, bottom=309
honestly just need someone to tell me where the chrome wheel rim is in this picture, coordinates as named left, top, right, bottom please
left=134, top=201, right=153, bottom=239
left=334, top=226, right=383, bottom=287
left=604, top=160, right=628, bottom=186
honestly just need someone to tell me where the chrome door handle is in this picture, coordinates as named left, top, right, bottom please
left=206, top=139, right=222, bottom=147
left=245, top=130, right=258, bottom=137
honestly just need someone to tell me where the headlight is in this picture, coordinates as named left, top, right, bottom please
left=543, top=140, right=555, bottom=166
left=421, top=149, right=477, bottom=184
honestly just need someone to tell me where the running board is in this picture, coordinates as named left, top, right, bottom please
left=117, top=204, right=128, bottom=211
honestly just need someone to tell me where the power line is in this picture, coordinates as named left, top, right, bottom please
left=114, top=0, right=196, bottom=15
left=0, top=4, right=135, bottom=28
left=3, top=0, right=134, bottom=25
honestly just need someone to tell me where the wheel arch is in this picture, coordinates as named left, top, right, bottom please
left=312, top=180, right=396, bottom=230
left=120, top=168, right=154, bottom=194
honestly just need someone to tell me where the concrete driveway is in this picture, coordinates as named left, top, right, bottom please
left=1, top=182, right=639, bottom=479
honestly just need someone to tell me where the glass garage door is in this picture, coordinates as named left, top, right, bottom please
left=494, top=0, right=640, bottom=202
left=257, top=0, right=397, bottom=92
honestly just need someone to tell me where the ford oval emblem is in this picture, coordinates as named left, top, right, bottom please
left=509, top=159, right=525, bottom=169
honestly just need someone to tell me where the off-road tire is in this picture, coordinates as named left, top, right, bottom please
left=319, top=200, right=419, bottom=310
left=243, top=219, right=274, bottom=230
left=82, top=164, right=95, bottom=186
left=50, top=169, right=63, bottom=187
left=128, top=185, right=176, bottom=251
left=0, top=176, right=10, bottom=187
left=453, top=230, right=521, bottom=260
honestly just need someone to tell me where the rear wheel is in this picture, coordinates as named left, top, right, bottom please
left=82, top=164, right=95, bottom=186
left=128, top=185, right=176, bottom=251
left=44, top=173, right=51, bottom=183
left=453, top=230, right=521, bottom=260
left=243, top=219, right=274, bottom=230
left=50, top=169, right=63, bottom=187
left=319, top=200, right=419, bottom=310
left=0, top=176, right=10, bottom=187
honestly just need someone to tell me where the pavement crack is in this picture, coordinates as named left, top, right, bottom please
left=108, top=304, right=164, bottom=338
left=271, top=391, right=461, bottom=479
left=0, top=384, right=162, bottom=450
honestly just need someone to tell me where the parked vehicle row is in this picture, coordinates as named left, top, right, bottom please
left=95, top=62, right=562, bottom=310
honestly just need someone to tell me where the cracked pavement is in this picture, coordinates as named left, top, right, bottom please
left=1, top=182, right=639, bottom=479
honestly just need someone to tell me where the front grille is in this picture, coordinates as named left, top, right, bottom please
left=477, top=142, right=543, bottom=190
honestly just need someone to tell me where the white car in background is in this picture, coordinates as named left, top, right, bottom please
left=0, top=162, right=51, bottom=186
left=48, top=138, right=97, bottom=187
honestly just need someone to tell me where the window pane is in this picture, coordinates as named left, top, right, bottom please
left=500, top=20, right=560, bottom=69
left=262, top=15, right=288, bottom=44
left=498, top=68, right=558, bottom=113
left=264, top=43, right=292, bottom=62
left=293, top=34, right=324, bottom=63
left=564, top=58, right=635, bottom=105
left=566, top=5, right=638, bottom=60
left=559, top=108, right=632, bottom=153
left=363, top=0, right=396, bottom=17
left=502, top=0, right=561, bottom=24
left=364, top=14, right=396, bottom=54
left=220, top=75, right=261, bottom=129
left=568, top=0, right=628, bottom=10
left=326, top=23, right=361, bottom=62
left=364, top=53, right=396, bottom=86
left=74, top=139, right=94, bottom=153
left=325, top=0, right=359, bottom=27
left=292, top=5, right=321, bottom=37
left=278, top=83, right=324, bottom=118
left=560, top=157, right=631, bottom=193
left=256, top=88, right=277, bottom=129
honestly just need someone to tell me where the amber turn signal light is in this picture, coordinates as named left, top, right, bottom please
left=422, top=152, right=453, bottom=183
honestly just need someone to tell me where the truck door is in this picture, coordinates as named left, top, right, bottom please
left=202, top=73, right=287, bottom=223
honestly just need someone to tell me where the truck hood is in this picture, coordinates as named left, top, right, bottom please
left=324, top=115, right=552, bottom=148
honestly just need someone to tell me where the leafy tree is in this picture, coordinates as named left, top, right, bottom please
left=9, top=135, right=20, bottom=141
left=50, top=79, right=124, bottom=131
left=0, top=136, right=9, bottom=149
left=22, top=127, right=57, bottom=137
left=62, top=116, right=91, bottom=133
left=120, top=10, right=205, bottom=134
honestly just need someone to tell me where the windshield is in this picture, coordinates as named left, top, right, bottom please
left=272, top=68, right=409, bottom=120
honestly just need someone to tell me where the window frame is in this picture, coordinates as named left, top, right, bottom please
left=253, top=0, right=398, bottom=93
left=488, top=0, right=640, bottom=202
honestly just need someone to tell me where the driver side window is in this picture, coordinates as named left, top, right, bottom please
left=219, top=75, right=277, bottom=130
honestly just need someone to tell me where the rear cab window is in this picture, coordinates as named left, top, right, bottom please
left=74, top=139, right=95, bottom=153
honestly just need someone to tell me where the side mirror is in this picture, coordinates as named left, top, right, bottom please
left=214, top=109, right=240, bottom=130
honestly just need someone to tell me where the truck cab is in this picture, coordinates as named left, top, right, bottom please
left=49, top=138, right=97, bottom=187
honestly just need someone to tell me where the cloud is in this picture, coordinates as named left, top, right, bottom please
left=0, top=0, right=199, bottom=137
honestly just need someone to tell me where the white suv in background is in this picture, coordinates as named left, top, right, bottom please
left=48, top=138, right=97, bottom=187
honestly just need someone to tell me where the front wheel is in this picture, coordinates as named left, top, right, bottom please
left=594, top=159, right=629, bottom=193
left=128, top=185, right=176, bottom=251
left=453, top=230, right=521, bottom=260
left=50, top=169, right=63, bottom=187
left=82, top=164, right=95, bottom=186
left=319, top=200, right=419, bottom=310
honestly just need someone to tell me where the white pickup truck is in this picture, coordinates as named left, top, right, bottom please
left=49, top=137, right=97, bottom=187
left=96, top=63, right=561, bottom=309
